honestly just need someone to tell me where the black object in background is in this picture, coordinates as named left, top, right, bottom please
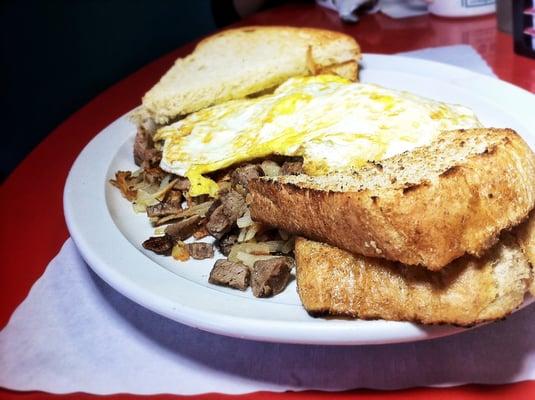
left=0, top=0, right=217, bottom=181
left=513, top=0, right=535, bottom=58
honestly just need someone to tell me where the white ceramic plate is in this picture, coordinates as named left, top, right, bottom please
left=64, top=54, right=535, bottom=345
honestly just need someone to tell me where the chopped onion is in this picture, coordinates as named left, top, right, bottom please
left=237, top=228, right=247, bottom=243
left=237, top=209, right=253, bottom=228
left=244, top=223, right=260, bottom=241
left=228, top=242, right=271, bottom=262
left=153, top=178, right=179, bottom=200
left=131, top=168, right=143, bottom=178
left=159, top=174, right=171, bottom=190
left=262, top=240, right=286, bottom=253
left=281, top=237, right=295, bottom=254
left=236, top=252, right=278, bottom=268
left=261, top=160, right=281, bottom=177
left=153, top=226, right=166, bottom=236
left=132, top=189, right=159, bottom=213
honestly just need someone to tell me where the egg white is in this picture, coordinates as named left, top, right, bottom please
left=155, top=75, right=482, bottom=196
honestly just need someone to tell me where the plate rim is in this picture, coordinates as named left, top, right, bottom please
left=63, top=54, right=535, bottom=345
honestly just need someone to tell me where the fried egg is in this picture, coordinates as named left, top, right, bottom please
left=155, top=75, right=482, bottom=197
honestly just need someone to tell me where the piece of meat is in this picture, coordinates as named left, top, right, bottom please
left=142, top=235, right=174, bottom=255
left=218, top=232, right=239, bottom=256
left=165, top=190, right=183, bottom=208
left=165, top=215, right=201, bottom=241
left=133, top=127, right=161, bottom=168
left=174, top=177, right=191, bottom=192
left=230, top=164, right=264, bottom=193
left=221, top=190, right=247, bottom=219
left=209, top=259, right=250, bottom=290
left=280, top=159, right=303, bottom=175
left=251, top=257, right=294, bottom=297
left=206, top=197, right=222, bottom=217
left=187, top=194, right=210, bottom=207
left=143, top=167, right=167, bottom=185
left=206, top=190, right=246, bottom=239
left=187, top=242, right=214, bottom=260
left=206, top=206, right=230, bottom=239
left=193, top=224, right=210, bottom=239
left=146, top=201, right=182, bottom=218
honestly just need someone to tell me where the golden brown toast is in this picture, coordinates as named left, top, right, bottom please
left=515, top=211, right=535, bottom=295
left=139, top=26, right=361, bottom=124
left=250, top=128, right=535, bottom=270
left=295, top=235, right=532, bottom=326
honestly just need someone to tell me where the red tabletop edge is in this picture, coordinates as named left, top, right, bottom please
left=1, top=3, right=535, bottom=399
left=2, top=383, right=535, bottom=400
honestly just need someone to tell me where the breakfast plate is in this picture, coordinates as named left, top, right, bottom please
left=64, top=54, right=535, bottom=345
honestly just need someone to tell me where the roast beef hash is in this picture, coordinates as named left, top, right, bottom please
left=111, top=125, right=302, bottom=297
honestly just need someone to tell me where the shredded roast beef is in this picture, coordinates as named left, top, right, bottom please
left=280, top=159, right=303, bottom=175
left=143, top=167, right=167, bottom=185
left=221, top=190, right=247, bottom=217
left=217, top=231, right=239, bottom=256
left=206, top=190, right=246, bottom=239
left=165, top=190, right=183, bottom=207
left=142, top=235, right=174, bottom=255
left=114, top=137, right=300, bottom=296
left=146, top=189, right=183, bottom=218
left=164, top=215, right=202, bottom=241
left=206, top=206, right=231, bottom=239
left=209, top=259, right=250, bottom=290
left=133, top=127, right=161, bottom=168
left=192, top=224, right=209, bottom=239
left=251, top=257, right=294, bottom=298
left=186, top=242, right=214, bottom=260
left=146, top=200, right=182, bottom=218
left=230, top=164, right=264, bottom=193
left=174, top=176, right=191, bottom=192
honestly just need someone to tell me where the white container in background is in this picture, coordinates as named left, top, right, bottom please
left=428, top=0, right=496, bottom=17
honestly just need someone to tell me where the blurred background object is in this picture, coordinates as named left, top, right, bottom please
left=317, top=0, right=429, bottom=20
left=316, top=0, right=379, bottom=22
left=427, top=0, right=496, bottom=18
left=497, top=0, right=513, bottom=33
left=513, top=0, right=535, bottom=58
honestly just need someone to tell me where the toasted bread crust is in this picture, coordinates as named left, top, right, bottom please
left=516, top=210, right=535, bottom=267
left=515, top=211, right=535, bottom=296
left=250, top=129, right=535, bottom=270
left=295, top=236, right=531, bottom=326
left=142, top=26, right=361, bottom=123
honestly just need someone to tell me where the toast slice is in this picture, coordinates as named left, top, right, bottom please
left=515, top=211, right=535, bottom=296
left=141, top=26, right=361, bottom=124
left=517, top=210, right=535, bottom=268
left=295, top=235, right=532, bottom=326
left=250, top=128, right=535, bottom=270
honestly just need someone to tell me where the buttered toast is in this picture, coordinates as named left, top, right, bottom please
left=250, top=128, right=535, bottom=270
left=295, top=234, right=532, bottom=326
left=139, top=26, right=361, bottom=124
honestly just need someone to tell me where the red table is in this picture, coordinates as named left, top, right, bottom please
left=2, top=3, right=535, bottom=399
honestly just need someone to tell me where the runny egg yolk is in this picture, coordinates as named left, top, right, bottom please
left=155, top=75, right=482, bottom=197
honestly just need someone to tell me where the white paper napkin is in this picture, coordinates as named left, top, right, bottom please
left=400, top=45, right=494, bottom=76
left=2, top=46, right=529, bottom=396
